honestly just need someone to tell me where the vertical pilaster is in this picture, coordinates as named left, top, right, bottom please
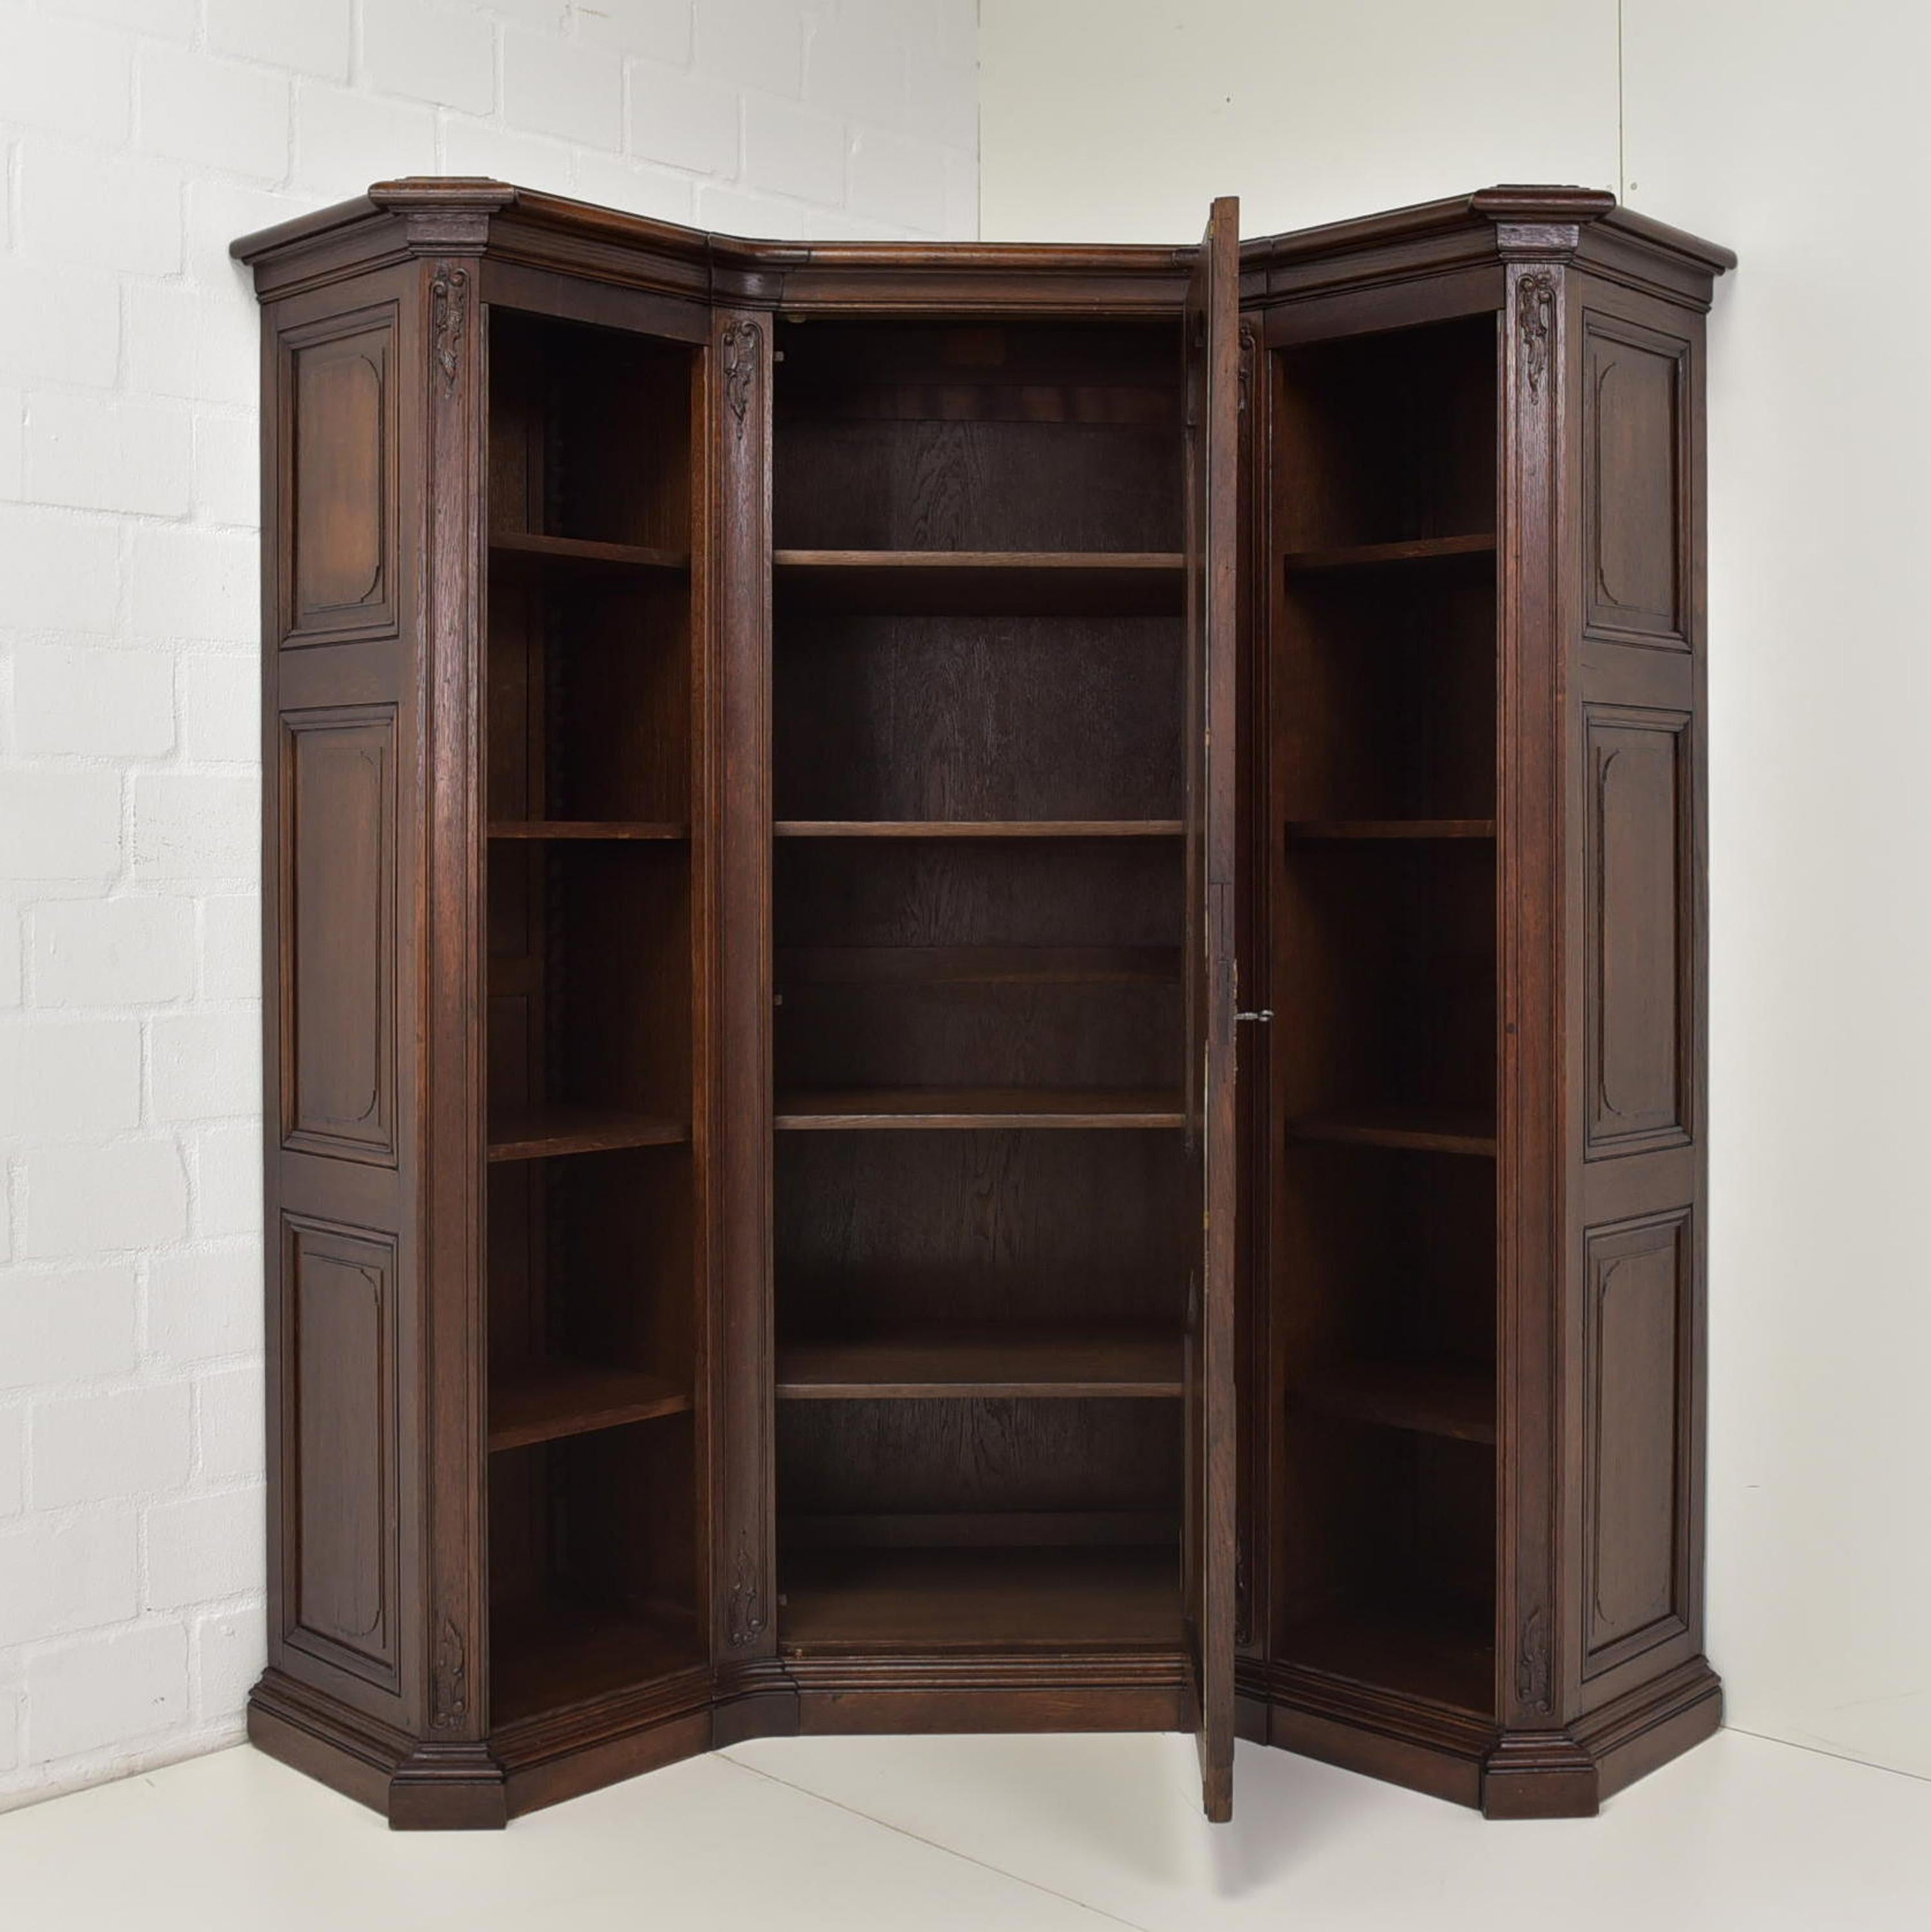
left=1485, top=239, right=1598, bottom=1817
left=709, top=305, right=790, bottom=1736
left=393, top=226, right=506, bottom=1828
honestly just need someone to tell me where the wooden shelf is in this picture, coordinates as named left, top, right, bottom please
left=488, top=820, right=689, bottom=841
left=490, top=1359, right=693, bottom=1453
left=776, top=1332, right=1184, bottom=1401
left=490, top=530, right=689, bottom=575
left=778, top=1545, right=1183, bottom=1655
left=1287, top=1107, right=1496, bottom=1158
left=773, top=548, right=1185, bottom=616
left=774, top=819, right=1183, bottom=840
left=777, top=945, right=1181, bottom=987
left=1282, top=533, right=1496, bottom=574
left=486, top=1105, right=689, bottom=1163
left=490, top=1599, right=703, bottom=1727
left=774, top=1088, right=1185, bottom=1131
left=1279, top=1604, right=1495, bottom=1717
left=1289, top=1358, right=1496, bottom=1445
left=1286, top=819, right=1494, bottom=842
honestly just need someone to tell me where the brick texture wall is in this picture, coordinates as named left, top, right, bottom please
left=0, top=0, right=978, bottom=1810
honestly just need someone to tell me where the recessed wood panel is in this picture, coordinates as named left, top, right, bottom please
left=284, top=1215, right=401, bottom=1689
left=281, top=309, right=400, bottom=645
left=1584, top=705, right=1691, bottom=1157
left=1583, top=318, right=1687, bottom=646
left=1581, top=1209, right=1691, bottom=1676
left=282, top=706, right=397, bottom=1164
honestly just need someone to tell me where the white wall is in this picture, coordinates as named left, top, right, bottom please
left=984, top=0, right=1931, bottom=1784
left=0, top=0, right=977, bottom=1812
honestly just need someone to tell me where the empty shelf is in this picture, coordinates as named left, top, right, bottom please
left=489, top=1360, right=693, bottom=1454
left=489, top=821, right=689, bottom=841
left=1286, top=819, right=1495, bottom=842
left=773, top=549, right=1185, bottom=615
left=1287, top=1108, right=1496, bottom=1158
left=776, top=1332, right=1184, bottom=1401
left=774, top=1089, right=1186, bottom=1130
left=777, top=945, right=1181, bottom=987
left=779, top=1546, right=1183, bottom=1655
left=1289, top=1358, right=1496, bottom=1445
left=486, top=1106, right=689, bottom=1162
left=490, top=1600, right=704, bottom=1727
left=1282, top=533, right=1496, bottom=573
left=1279, top=1604, right=1495, bottom=1717
left=774, top=820, right=1183, bottom=839
left=489, top=531, right=689, bottom=574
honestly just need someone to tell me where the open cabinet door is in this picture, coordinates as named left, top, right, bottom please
left=1182, top=194, right=1241, bottom=1824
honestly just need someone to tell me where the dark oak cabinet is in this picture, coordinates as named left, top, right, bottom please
left=233, top=179, right=1730, bottom=1829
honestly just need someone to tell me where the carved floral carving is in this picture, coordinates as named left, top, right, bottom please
left=1516, top=1604, right=1553, bottom=1713
left=726, top=1528, right=767, bottom=1648
left=721, top=318, right=761, bottom=433
left=430, top=263, right=470, bottom=395
left=431, top=1615, right=467, bottom=1728
left=1518, top=270, right=1556, bottom=402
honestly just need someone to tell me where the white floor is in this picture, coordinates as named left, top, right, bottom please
left=1, top=1728, right=1926, bottom=1931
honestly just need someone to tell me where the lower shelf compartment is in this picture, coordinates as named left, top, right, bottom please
left=490, top=1600, right=704, bottom=1726
left=778, top=1545, right=1183, bottom=1655
left=1278, top=1604, right=1496, bottom=1718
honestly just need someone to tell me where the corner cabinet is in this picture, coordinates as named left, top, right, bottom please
left=233, top=180, right=1731, bottom=1828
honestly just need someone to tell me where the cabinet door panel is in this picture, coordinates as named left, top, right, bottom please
left=1182, top=194, right=1240, bottom=1824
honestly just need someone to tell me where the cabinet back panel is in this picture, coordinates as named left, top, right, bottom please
left=775, top=980, right=1182, bottom=1093
left=777, top=1397, right=1181, bottom=1522
left=776, top=840, right=1181, bottom=950
left=774, top=321, right=1181, bottom=552
left=775, top=615, right=1181, bottom=822
left=775, top=1130, right=1186, bottom=1337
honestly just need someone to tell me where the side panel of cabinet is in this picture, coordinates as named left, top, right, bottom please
left=262, top=268, right=427, bottom=1732
left=1562, top=281, right=1709, bottom=1719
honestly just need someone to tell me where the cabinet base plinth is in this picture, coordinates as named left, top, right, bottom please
left=390, top=1745, right=510, bottom=1831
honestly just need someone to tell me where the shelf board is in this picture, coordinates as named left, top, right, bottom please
left=488, top=820, right=689, bottom=841
left=774, top=1088, right=1185, bottom=1131
left=490, top=1600, right=704, bottom=1728
left=773, top=548, right=1185, bottom=616
left=779, top=1545, right=1183, bottom=1655
left=777, top=945, right=1181, bottom=987
left=1279, top=1604, right=1495, bottom=1718
left=1282, top=533, right=1496, bottom=574
left=489, top=530, right=689, bottom=574
left=774, top=819, right=1183, bottom=840
left=776, top=1332, right=1184, bottom=1401
left=489, top=1359, right=693, bottom=1454
left=1289, top=1358, right=1496, bottom=1446
left=1287, top=1107, right=1496, bottom=1158
left=486, top=1105, right=689, bottom=1163
left=1286, top=819, right=1495, bottom=842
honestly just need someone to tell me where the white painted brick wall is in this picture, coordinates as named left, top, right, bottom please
left=0, top=0, right=980, bottom=1814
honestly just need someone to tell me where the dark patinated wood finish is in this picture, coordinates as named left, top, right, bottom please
left=234, top=179, right=1727, bottom=1831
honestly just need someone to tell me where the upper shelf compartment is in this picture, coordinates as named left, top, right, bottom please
left=489, top=308, right=692, bottom=554
left=774, top=549, right=1184, bottom=616
left=772, top=319, right=1183, bottom=555
left=1275, top=313, right=1496, bottom=559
